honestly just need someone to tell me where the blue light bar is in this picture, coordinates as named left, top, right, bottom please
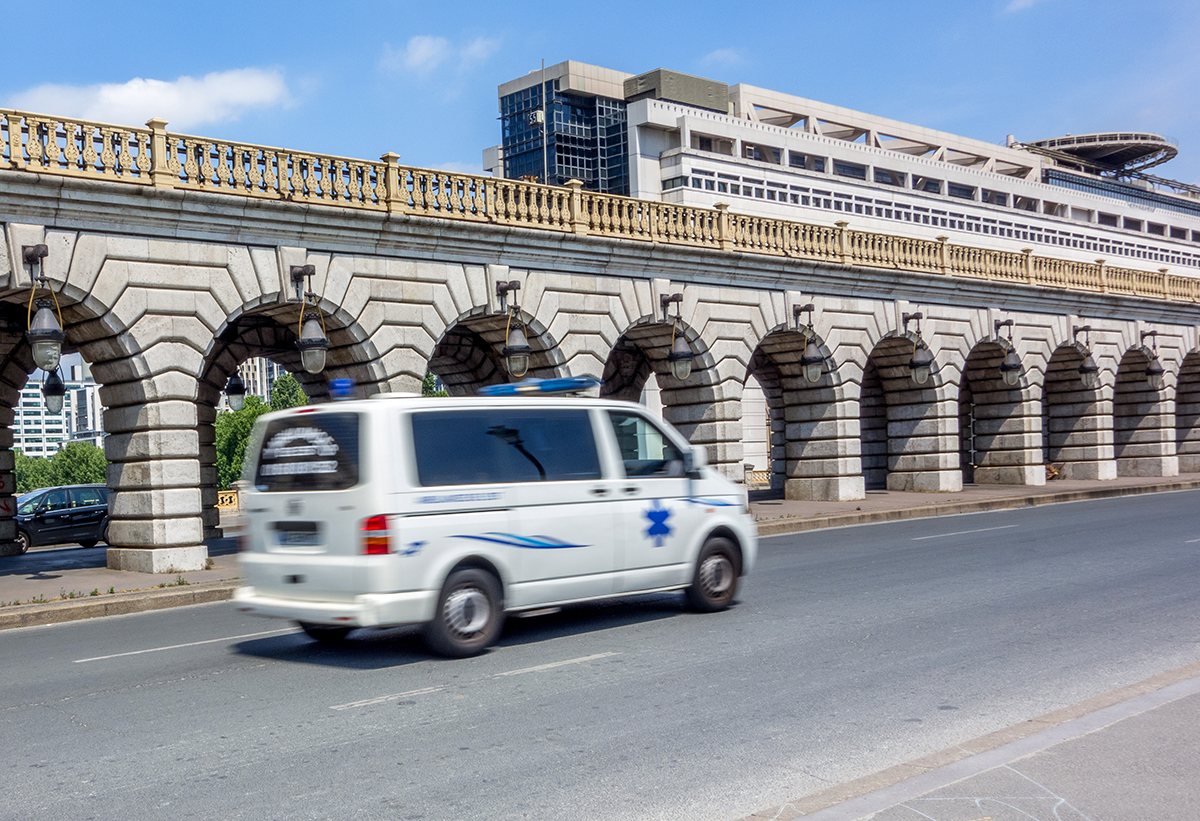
left=477, top=377, right=601, bottom=397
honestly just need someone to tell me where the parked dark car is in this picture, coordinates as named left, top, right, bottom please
left=15, top=485, right=110, bottom=553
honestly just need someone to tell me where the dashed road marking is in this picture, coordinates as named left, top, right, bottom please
left=911, top=524, right=1019, bottom=541
left=330, top=686, right=444, bottom=711
left=494, top=652, right=618, bottom=677
left=74, top=627, right=297, bottom=663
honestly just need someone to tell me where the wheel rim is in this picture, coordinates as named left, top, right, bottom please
left=17, top=534, right=29, bottom=553
left=443, top=587, right=490, bottom=637
left=699, top=554, right=734, bottom=597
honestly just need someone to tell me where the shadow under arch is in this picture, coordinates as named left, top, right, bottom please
left=862, top=331, right=960, bottom=492
left=1113, top=345, right=1177, bottom=477
left=958, top=339, right=1043, bottom=486
left=428, top=307, right=567, bottom=396
left=1042, top=341, right=1115, bottom=481
left=600, top=316, right=737, bottom=474
left=1178, top=351, right=1200, bottom=473
left=745, top=324, right=863, bottom=500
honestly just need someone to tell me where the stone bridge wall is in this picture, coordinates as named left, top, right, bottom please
left=2, top=112, right=1200, bottom=570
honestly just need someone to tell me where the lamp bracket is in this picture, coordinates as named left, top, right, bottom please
left=902, top=311, right=924, bottom=336
left=793, top=302, right=816, bottom=329
left=496, top=280, right=521, bottom=313
left=1140, top=329, right=1159, bottom=347
left=660, top=292, right=683, bottom=322
left=290, top=264, right=316, bottom=301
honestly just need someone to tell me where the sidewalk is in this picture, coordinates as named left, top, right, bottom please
left=2, top=473, right=1199, bottom=631
left=742, top=661, right=1200, bottom=820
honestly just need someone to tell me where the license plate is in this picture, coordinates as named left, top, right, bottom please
left=279, top=530, right=321, bottom=546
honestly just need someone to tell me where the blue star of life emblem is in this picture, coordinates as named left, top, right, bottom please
left=644, top=499, right=672, bottom=547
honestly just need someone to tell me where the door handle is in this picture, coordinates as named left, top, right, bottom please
left=590, top=487, right=610, bottom=496
left=622, top=486, right=640, bottom=495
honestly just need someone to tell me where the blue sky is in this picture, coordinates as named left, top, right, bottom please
left=3, top=0, right=1199, bottom=184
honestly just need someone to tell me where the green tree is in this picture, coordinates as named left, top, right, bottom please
left=270, top=372, right=309, bottom=411
left=422, top=370, right=447, bottom=397
left=14, top=442, right=108, bottom=493
left=215, top=395, right=271, bottom=490
left=50, top=441, right=107, bottom=485
left=14, top=450, right=54, bottom=494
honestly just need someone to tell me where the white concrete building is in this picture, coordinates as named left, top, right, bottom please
left=492, top=62, right=1200, bottom=274
left=13, top=364, right=103, bottom=457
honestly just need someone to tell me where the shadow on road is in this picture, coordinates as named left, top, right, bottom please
left=0, top=536, right=240, bottom=579
left=233, top=593, right=687, bottom=667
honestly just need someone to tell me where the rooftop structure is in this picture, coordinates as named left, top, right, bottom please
left=489, top=62, right=1200, bottom=275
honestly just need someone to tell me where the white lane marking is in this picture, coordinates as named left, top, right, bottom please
left=1186, top=538, right=1200, bottom=544
left=74, top=628, right=297, bottom=663
left=330, top=686, right=444, bottom=711
left=911, top=524, right=1019, bottom=541
left=494, top=652, right=618, bottom=677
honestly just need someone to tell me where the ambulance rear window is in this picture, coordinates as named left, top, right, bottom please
left=254, top=413, right=360, bottom=491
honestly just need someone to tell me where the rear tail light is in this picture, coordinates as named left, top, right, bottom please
left=362, top=515, right=391, bottom=554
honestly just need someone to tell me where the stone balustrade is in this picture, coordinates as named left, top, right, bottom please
left=3, top=108, right=1198, bottom=305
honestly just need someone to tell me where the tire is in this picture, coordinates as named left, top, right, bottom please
left=298, top=622, right=353, bottom=643
left=423, top=568, right=505, bottom=658
left=685, top=537, right=740, bottom=612
left=100, top=523, right=110, bottom=545
left=15, top=531, right=30, bottom=555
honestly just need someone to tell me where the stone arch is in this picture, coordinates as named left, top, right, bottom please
left=600, top=316, right=742, bottom=476
left=863, top=332, right=960, bottom=492
left=197, top=299, right=388, bottom=539
left=1177, top=351, right=1200, bottom=473
left=959, top=340, right=1044, bottom=486
left=1042, top=341, right=1115, bottom=480
left=1112, top=345, right=1177, bottom=477
left=428, top=307, right=567, bottom=396
left=746, top=324, right=863, bottom=501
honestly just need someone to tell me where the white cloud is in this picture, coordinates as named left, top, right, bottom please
left=459, top=37, right=500, bottom=71
left=379, top=34, right=501, bottom=76
left=8, top=68, right=289, bottom=131
left=433, top=160, right=484, bottom=175
left=701, top=48, right=743, bottom=67
left=381, top=35, right=452, bottom=75
left=1004, top=0, right=1050, bottom=11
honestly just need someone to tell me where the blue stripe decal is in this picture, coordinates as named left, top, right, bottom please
left=685, top=497, right=737, bottom=507
left=452, top=533, right=589, bottom=549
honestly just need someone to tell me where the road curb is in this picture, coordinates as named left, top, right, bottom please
left=754, top=478, right=1200, bottom=537
left=0, top=581, right=239, bottom=631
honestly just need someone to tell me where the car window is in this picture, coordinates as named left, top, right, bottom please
left=17, top=495, right=42, bottom=516
left=72, top=488, right=105, bottom=507
left=411, top=409, right=601, bottom=486
left=42, top=490, right=69, bottom=511
left=607, top=412, right=684, bottom=477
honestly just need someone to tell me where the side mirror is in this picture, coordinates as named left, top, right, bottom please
left=691, top=446, right=708, bottom=468
left=681, top=446, right=706, bottom=478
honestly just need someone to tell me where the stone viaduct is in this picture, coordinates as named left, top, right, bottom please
left=2, top=111, right=1199, bottom=570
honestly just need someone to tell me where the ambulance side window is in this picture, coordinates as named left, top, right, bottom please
left=607, top=412, right=684, bottom=477
left=412, top=409, right=601, bottom=487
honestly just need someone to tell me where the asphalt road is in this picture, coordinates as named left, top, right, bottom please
left=2, top=491, right=1199, bottom=821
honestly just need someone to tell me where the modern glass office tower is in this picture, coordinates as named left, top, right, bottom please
left=498, top=65, right=631, bottom=194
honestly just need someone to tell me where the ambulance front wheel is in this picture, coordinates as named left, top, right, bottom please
left=685, top=537, right=740, bottom=612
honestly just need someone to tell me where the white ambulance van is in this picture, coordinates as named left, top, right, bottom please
left=233, top=377, right=757, bottom=657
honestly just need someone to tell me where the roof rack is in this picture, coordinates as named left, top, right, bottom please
left=477, top=377, right=601, bottom=397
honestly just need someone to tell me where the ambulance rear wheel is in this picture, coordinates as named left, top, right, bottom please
left=424, top=568, right=505, bottom=658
